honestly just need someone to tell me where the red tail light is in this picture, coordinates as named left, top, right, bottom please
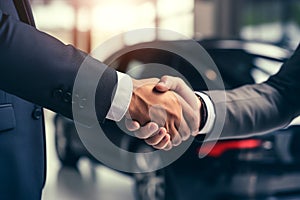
left=197, top=139, right=262, bottom=157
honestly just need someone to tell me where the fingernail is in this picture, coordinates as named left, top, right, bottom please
left=163, top=136, right=168, bottom=141
left=158, top=130, right=164, bottom=136
left=150, top=124, right=158, bottom=132
left=158, top=81, right=166, bottom=86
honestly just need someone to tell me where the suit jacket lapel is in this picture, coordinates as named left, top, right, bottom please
left=13, top=0, right=35, bottom=26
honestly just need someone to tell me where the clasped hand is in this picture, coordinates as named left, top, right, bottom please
left=126, top=76, right=201, bottom=150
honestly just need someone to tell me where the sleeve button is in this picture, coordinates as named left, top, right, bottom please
left=32, top=107, right=42, bottom=120
left=53, top=88, right=63, bottom=98
left=63, top=92, right=72, bottom=103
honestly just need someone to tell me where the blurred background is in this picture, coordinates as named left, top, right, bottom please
left=31, top=0, right=300, bottom=52
left=28, top=0, right=300, bottom=200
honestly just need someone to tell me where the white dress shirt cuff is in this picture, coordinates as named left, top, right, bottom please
left=106, top=72, right=133, bottom=121
left=195, top=91, right=216, bottom=134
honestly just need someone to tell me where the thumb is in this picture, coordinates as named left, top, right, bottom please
left=125, top=118, right=141, bottom=131
left=155, top=75, right=173, bottom=92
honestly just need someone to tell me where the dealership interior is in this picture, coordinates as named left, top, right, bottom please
left=26, top=0, right=300, bottom=199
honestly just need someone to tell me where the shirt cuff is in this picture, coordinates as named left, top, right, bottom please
left=105, top=72, right=133, bottom=121
left=194, top=91, right=216, bottom=134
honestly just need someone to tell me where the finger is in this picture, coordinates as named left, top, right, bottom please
left=156, top=76, right=199, bottom=110
left=132, top=78, right=160, bottom=90
left=153, top=134, right=171, bottom=150
left=157, top=76, right=201, bottom=133
left=163, top=141, right=173, bottom=151
left=175, top=93, right=200, bottom=134
left=134, top=122, right=159, bottom=139
left=155, top=75, right=173, bottom=92
left=169, top=123, right=182, bottom=146
left=125, top=119, right=141, bottom=131
left=176, top=115, right=191, bottom=141
left=145, top=128, right=168, bottom=146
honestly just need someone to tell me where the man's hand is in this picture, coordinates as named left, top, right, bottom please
left=126, top=76, right=201, bottom=150
left=126, top=81, right=191, bottom=148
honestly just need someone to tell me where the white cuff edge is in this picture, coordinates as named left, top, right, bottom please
left=106, top=72, right=133, bottom=121
left=195, top=91, right=216, bottom=134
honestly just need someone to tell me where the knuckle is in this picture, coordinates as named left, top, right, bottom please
left=172, top=136, right=182, bottom=146
left=145, top=140, right=152, bottom=145
left=175, top=77, right=184, bottom=85
left=153, top=77, right=159, bottom=82
left=154, top=142, right=165, bottom=150
left=164, top=145, right=172, bottom=151
left=174, top=77, right=181, bottom=83
left=150, top=136, right=162, bottom=146
left=181, top=130, right=190, bottom=141
left=161, top=75, right=170, bottom=82
left=173, top=139, right=182, bottom=146
left=152, top=145, right=160, bottom=150
left=145, top=139, right=155, bottom=146
left=178, top=78, right=184, bottom=84
left=134, top=132, right=148, bottom=139
left=182, top=134, right=190, bottom=141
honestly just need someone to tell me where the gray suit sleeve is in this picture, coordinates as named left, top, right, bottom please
left=205, top=44, right=300, bottom=140
left=206, top=83, right=292, bottom=140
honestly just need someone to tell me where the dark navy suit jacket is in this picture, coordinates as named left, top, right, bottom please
left=0, top=1, right=118, bottom=199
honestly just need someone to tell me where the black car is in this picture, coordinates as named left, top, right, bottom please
left=54, top=39, right=300, bottom=200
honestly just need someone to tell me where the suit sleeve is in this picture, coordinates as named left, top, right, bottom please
left=205, top=44, right=300, bottom=140
left=0, top=9, right=118, bottom=123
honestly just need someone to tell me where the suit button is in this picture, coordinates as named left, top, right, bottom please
left=32, top=108, right=42, bottom=120
left=63, top=92, right=72, bottom=103
left=53, top=88, right=63, bottom=98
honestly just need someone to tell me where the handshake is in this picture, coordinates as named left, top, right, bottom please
left=124, top=76, right=204, bottom=151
